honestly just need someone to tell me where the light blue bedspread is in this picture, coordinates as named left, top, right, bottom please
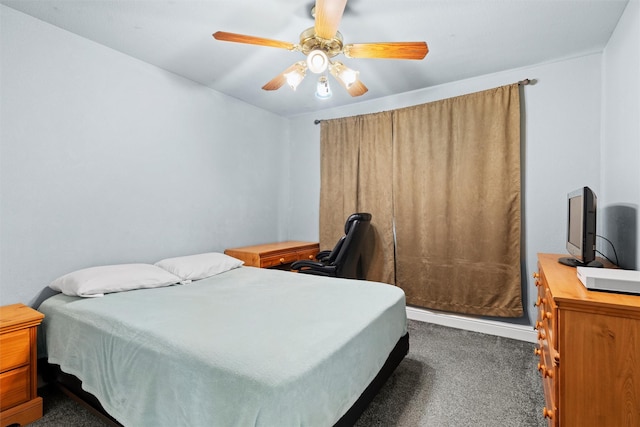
left=39, top=266, right=407, bottom=427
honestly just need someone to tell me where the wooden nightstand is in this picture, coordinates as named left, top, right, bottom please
left=0, top=304, right=44, bottom=427
left=225, top=241, right=319, bottom=269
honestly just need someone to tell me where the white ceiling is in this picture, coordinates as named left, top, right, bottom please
left=1, top=0, right=629, bottom=117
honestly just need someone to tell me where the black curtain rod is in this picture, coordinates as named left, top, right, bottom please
left=314, top=79, right=532, bottom=124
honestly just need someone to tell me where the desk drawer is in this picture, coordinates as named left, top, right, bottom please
left=0, top=366, right=30, bottom=411
left=261, top=248, right=320, bottom=268
left=225, top=242, right=320, bottom=269
left=261, top=253, right=300, bottom=268
left=297, top=249, right=319, bottom=262
left=0, top=330, right=30, bottom=372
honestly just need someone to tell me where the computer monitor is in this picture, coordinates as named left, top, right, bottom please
left=558, top=186, right=602, bottom=267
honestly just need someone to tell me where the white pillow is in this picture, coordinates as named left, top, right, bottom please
left=50, top=264, right=182, bottom=297
left=154, top=252, right=244, bottom=281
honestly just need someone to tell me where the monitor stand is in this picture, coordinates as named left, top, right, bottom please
left=558, top=257, right=604, bottom=268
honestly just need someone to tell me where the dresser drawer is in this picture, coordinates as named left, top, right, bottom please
left=542, top=287, right=557, bottom=350
left=0, top=329, right=30, bottom=372
left=0, top=366, right=30, bottom=411
left=541, top=376, right=557, bottom=426
left=536, top=334, right=555, bottom=382
left=535, top=267, right=559, bottom=426
left=536, top=343, right=558, bottom=426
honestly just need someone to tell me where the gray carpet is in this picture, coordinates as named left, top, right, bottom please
left=354, top=320, right=545, bottom=426
left=32, top=320, right=545, bottom=426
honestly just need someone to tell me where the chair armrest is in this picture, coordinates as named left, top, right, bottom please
left=291, top=260, right=325, bottom=270
left=290, top=260, right=337, bottom=277
left=316, top=250, right=332, bottom=262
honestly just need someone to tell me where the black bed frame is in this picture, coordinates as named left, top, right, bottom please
left=335, top=332, right=409, bottom=426
left=41, top=333, right=409, bottom=426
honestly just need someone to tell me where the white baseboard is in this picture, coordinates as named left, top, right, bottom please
left=406, top=306, right=537, bottom=343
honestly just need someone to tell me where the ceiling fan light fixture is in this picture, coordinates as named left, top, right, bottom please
left=214, top=0, right=427, bottom=98
left=339, top=67, right=358, bottom=88
left=284, top=67, right=306, bottom=91
left=307, top=49, right=329, bottom=74
left=315, top=75, right=332, bottom=99
left=330, top=62, right=359, bottom=88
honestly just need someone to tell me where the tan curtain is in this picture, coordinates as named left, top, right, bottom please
left=319, top=112, right=395, bottom=284
left=393, top=84, right=522, bottom=316
left=319, top=84, right=522, bottom=317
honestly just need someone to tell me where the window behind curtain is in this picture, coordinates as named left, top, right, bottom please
left=320, top=84, right=523, bottom=317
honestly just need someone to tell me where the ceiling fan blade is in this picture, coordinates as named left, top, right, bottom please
left=213, top=31, right=296, bottom=50
left=345, top=80, right=368, bottom=97
left=314, top=0, right=348, bottom=40
left=344, top=42, right=429, bottom=60
left=262, top=62, right=306, bottom=91
left=262, top=75, right=286, bottom=92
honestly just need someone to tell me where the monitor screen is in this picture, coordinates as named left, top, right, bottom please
left=567, top=195, right=583, bottom=250
left=558, top=187, right=601, bottom=268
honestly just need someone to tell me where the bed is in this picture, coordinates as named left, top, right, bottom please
left=38, top=258, right=408, bottom=427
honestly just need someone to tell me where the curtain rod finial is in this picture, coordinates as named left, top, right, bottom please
left=314, top=119, right=321, bottom=125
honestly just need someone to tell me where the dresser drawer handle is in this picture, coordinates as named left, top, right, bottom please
left=279, top=258, right=285, bottom=264
left=538, top=364, right=553, bottom=379
left=535, top=321, right=543, bottom=330
left=541, top=311, right=552, bottom=320
left=308, top=255, right=314, bottom=259
left=534, top=297, right=548, bottom=308
left=534, top=347, right=541, bottom=356
left=543, top=407, right=554, bottom=419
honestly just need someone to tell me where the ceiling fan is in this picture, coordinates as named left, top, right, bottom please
left=213, top=0, right=428, bottom=98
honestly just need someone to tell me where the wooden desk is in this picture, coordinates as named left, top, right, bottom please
left=225, top=241, right=319, bottom=269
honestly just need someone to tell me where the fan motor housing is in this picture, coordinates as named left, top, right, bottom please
left=299, top=27, right=343, bottom=57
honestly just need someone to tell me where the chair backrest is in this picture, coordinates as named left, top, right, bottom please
left=323, top=213, right=368, bottom=265
left=344, top=213, right=361, bottom=234
left=332, top=213, right=372, bottom=279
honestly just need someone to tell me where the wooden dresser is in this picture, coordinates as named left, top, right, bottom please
left=225, top=241, right=319, bottom=269
left=534, top=253, right=640, bottom=426
left=0, top=303, right=44, bottom=427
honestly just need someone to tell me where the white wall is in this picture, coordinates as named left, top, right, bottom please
left=2, top=3, right=636, bottom=327
left=286, top=54, right=604, bottom=326
left=601, top=0, right=640, bottom=270
left=0, top=6, right=289, bottom=306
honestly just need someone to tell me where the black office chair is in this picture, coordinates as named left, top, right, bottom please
left=314, top=213, right=362, bottom=264
left=291, top=213, right=372, bottom=279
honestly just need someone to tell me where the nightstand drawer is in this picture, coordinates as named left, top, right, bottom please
left=0, top=303, right=44, bottom=425
left=0, top=366, right=30, bottom=411
left=0, top=329, right=30, bottom=372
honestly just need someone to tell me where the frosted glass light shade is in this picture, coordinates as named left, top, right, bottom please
left=316, top=75, right=332, bottom=99
left=284, top=69, right=305, bottom=90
